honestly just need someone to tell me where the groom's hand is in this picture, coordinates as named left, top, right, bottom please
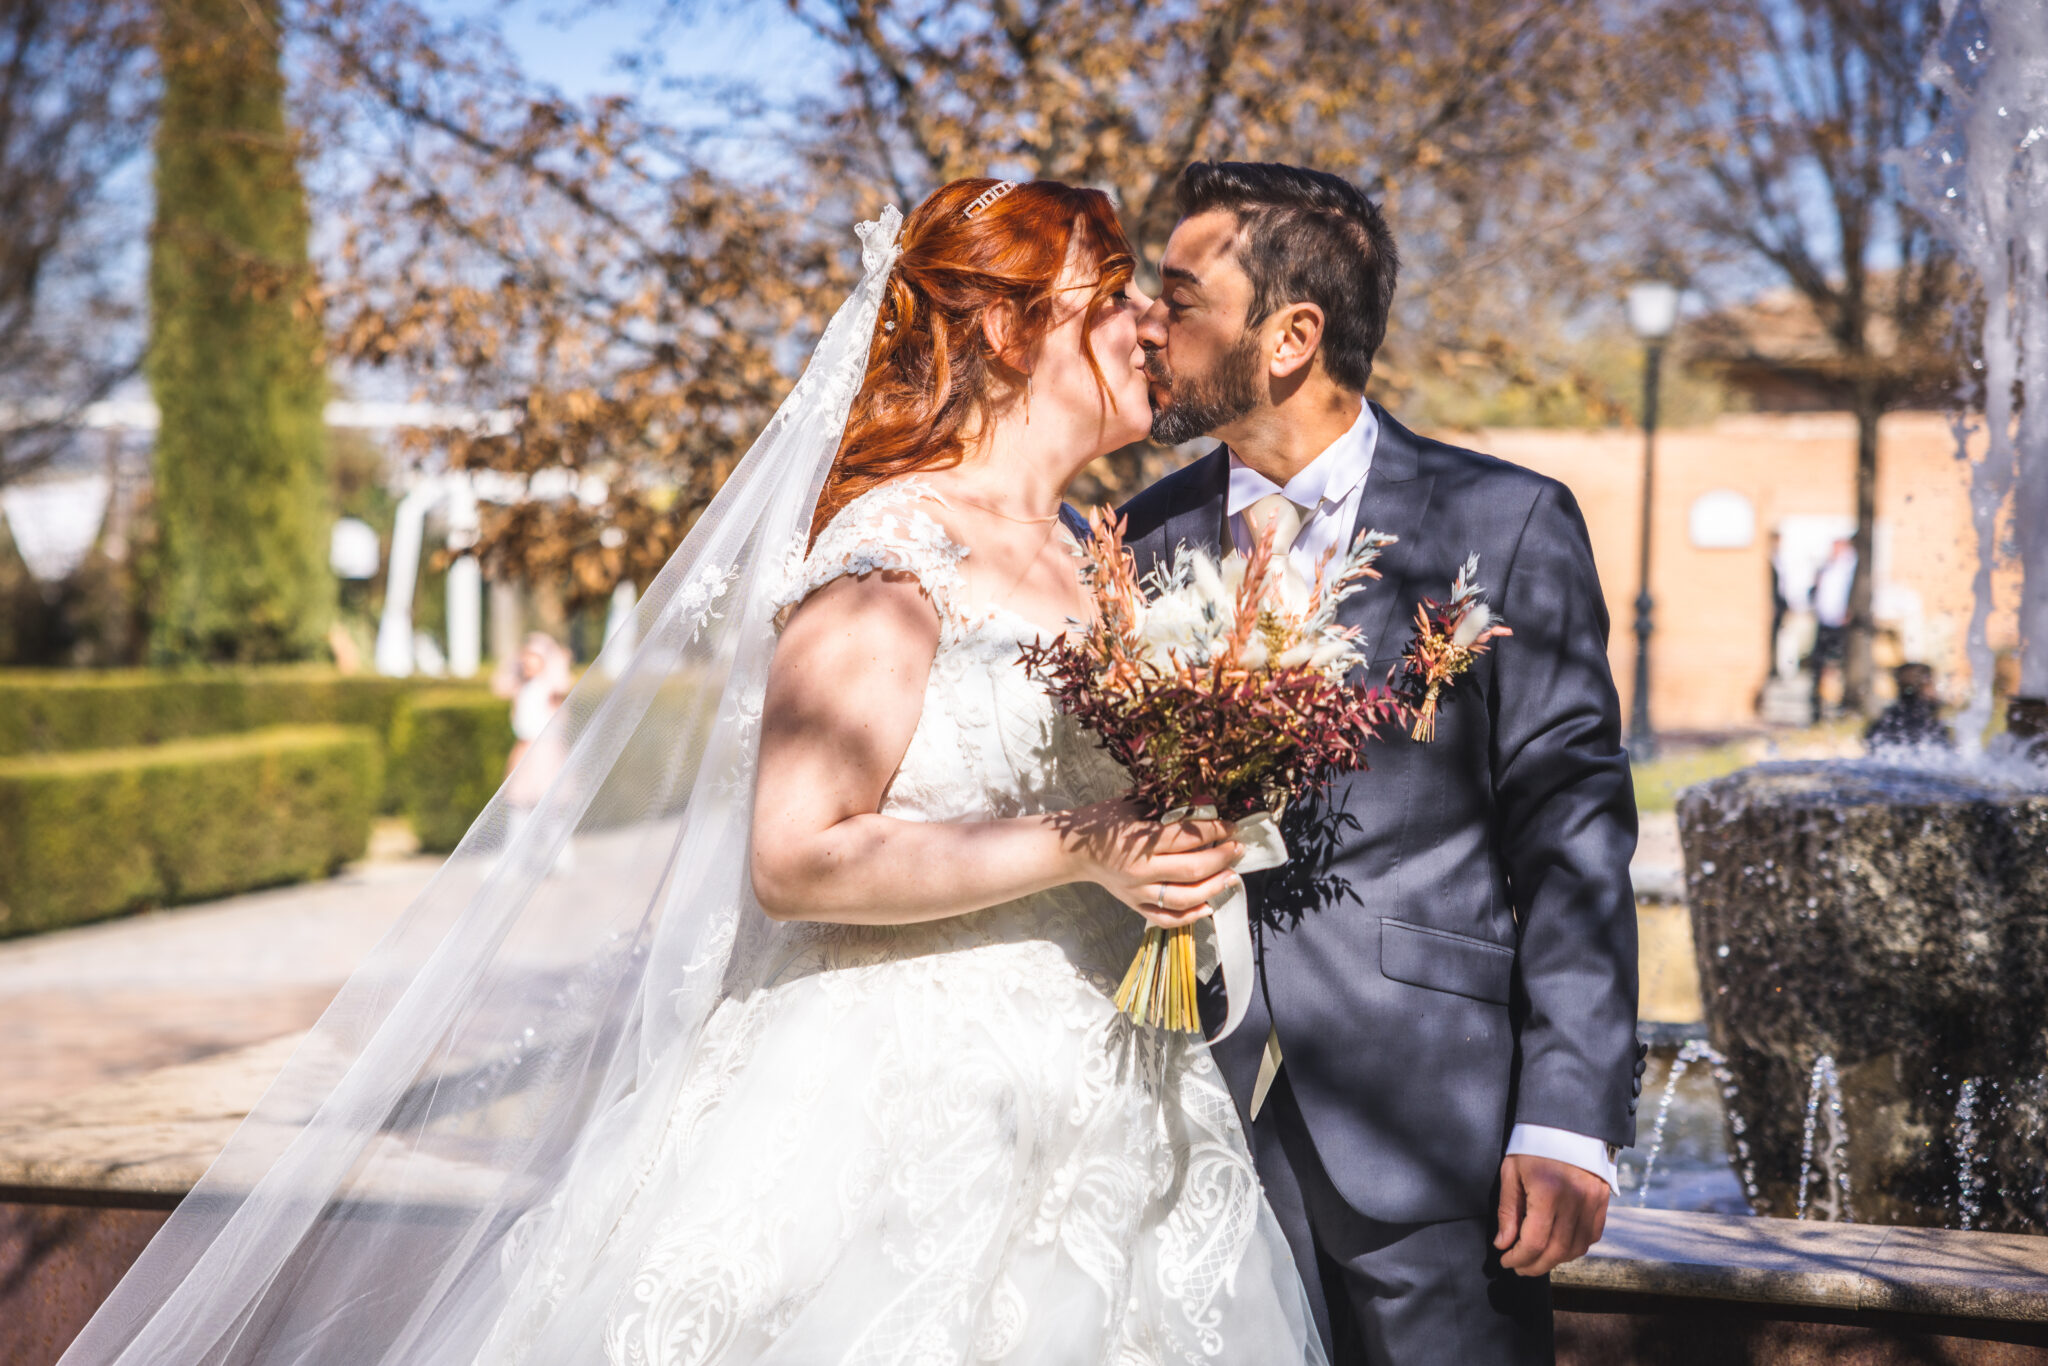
left=1494, top=1153, right=1609, bottom=1276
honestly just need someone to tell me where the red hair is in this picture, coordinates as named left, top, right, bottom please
left=810, top=178, right=1135, bottom=544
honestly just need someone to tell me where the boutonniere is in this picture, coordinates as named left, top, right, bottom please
left=1393, top=554, right=1512, bottom=742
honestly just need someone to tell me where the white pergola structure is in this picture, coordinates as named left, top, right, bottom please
left=373, top=465, right=631, bottom=679
left=4, top=395, right=639, bottom=677
left=374, top=472, right=485, bottom=677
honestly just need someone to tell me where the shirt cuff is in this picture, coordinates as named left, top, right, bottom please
left=1506, top=1123, right=1620, bottom=1193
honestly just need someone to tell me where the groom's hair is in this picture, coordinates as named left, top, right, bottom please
left=1174, top=162, right=1398, bottom=392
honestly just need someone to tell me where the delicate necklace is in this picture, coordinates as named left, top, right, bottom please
left=949, top=492, right=1061, bottom=526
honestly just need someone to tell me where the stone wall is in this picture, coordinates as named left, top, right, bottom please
left=0, top=1203, right=167, bottom=1366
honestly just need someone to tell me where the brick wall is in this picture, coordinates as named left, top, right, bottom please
left=1455, top=412, right=2022, bottom=734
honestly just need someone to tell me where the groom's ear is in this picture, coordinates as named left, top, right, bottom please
left=1267, top=301, right=1327, bottom=382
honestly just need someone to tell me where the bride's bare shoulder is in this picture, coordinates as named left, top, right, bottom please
left=775, top=563, right=939, bottom=662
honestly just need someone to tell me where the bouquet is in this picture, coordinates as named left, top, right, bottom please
left=1022, top=510, right=1408, bottom=1038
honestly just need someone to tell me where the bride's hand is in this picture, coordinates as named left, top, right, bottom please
left=1063, top=799, right=1244, bottom=929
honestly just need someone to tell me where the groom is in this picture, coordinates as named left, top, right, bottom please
left=1120, top=162, right=1643, bottom=1364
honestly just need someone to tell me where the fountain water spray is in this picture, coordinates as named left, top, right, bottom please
left=1899, top=0, right=2048, bottom=749
left=1796, top=1053, right=1854, bottom=1222
left=1954, top=1077, right=1988, bottom=1230
left=1637, top=1039, right=1760, bottom=1209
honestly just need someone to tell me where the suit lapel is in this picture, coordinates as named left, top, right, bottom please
left=1343, top=406, right=1436, bottom=659
left=1160, top=445, right=1230, bottom=565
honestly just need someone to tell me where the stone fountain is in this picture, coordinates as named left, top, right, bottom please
left=1681, top=763, right=2048, bottom=1230
left=1679, top=0, right=2048, bottom=1233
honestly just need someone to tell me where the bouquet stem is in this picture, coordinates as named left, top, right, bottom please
left=1410, top=681, right=1443, bottom=742
left=1114, top=924, right=1202, bottom=1033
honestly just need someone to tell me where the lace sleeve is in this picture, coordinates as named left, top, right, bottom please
left=773, top=480, right=970, bottom=637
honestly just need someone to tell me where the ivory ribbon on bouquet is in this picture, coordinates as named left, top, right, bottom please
left=1168, top=805, right=1289, bottom=1046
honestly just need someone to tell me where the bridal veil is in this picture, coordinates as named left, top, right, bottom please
left=59, top=208, right=905, bottom=1366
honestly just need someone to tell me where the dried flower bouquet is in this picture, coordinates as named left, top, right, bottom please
left=1023, top=510, right=1408, bottom=1036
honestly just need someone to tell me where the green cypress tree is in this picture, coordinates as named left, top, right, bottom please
left=148, top=0, right=329, bottom=663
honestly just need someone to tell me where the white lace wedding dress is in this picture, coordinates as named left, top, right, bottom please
left=472, top=481, right=1324, bottom=1365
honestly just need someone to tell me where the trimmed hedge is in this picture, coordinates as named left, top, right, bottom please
left=0, top=668, right=415, bottom=757
left=390, top=690, right=511, bottom=853
left=0, top=725, right=378, bottom=937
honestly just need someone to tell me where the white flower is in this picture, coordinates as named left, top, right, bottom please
left=1138, top=589, right=1207, bottom=665
left=1191, top=551, right=1233, bottom=613
left=1310, top=637, right=1358, bottom=672
left=1452, top=603, right=1495, bottom=648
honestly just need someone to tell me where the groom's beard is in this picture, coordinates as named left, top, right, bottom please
left=1146, top=331, right=1264, bottom=446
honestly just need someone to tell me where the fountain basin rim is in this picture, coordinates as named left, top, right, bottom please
left=7, top=1050, right=2048, bottom=1331
left=1561, top=1207, right=2048, bottom=1325
left=1678, top=759, right=2048, bottom=813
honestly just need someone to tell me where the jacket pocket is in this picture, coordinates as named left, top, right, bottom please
left=1379, top=917, right=1515, bottom=1004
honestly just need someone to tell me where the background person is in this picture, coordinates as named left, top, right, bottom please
left=1808, top=537, right=1856, bottom=722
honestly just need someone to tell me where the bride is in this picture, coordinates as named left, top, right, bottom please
left=59, top=180, right=1324, bottom=1365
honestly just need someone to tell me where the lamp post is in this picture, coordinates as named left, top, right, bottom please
left=1625, top=280, right=1680, bottom=763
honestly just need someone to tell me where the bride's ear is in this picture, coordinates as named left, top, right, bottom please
left=981, top=301, right=1029, bottom=377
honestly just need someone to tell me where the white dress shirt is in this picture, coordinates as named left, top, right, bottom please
left=1812, top=548, right=1857, bottom=629
left=1225, top=401, right=1380, bottom=587
left=1223, top=400, right=1621, bottom=1192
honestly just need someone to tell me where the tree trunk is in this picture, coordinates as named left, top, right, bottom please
left=1843, top=387, right=1882, bottom=714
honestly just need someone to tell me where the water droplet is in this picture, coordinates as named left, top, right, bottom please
left=1716, top=944, right=1731, bottom=958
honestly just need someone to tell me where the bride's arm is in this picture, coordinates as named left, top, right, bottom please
left=751, top=569, right=1242, bottom=926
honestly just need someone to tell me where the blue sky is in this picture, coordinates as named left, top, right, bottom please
left=438, top=1, right=838, bottom=162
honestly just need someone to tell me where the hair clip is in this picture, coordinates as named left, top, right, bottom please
left=962, top=180, right=1020, bottom=219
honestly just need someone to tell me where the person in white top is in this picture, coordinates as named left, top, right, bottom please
left=1809, top=538, right=1857, bottom=721
left=495, top=631, right=574, bottom=803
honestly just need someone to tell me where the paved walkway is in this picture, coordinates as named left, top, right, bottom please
left=0, top=811, right=1699, bottom=1121
left=0, top=856, right=437, bottom=1116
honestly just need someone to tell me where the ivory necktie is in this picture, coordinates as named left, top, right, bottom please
left=1242, top=492, right=1306, bottom=560
left=1237, top=491, right=1305, bottom=1122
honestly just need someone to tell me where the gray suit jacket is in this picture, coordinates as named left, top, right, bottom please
left=1118, top=405, right=1643, bottom=1224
